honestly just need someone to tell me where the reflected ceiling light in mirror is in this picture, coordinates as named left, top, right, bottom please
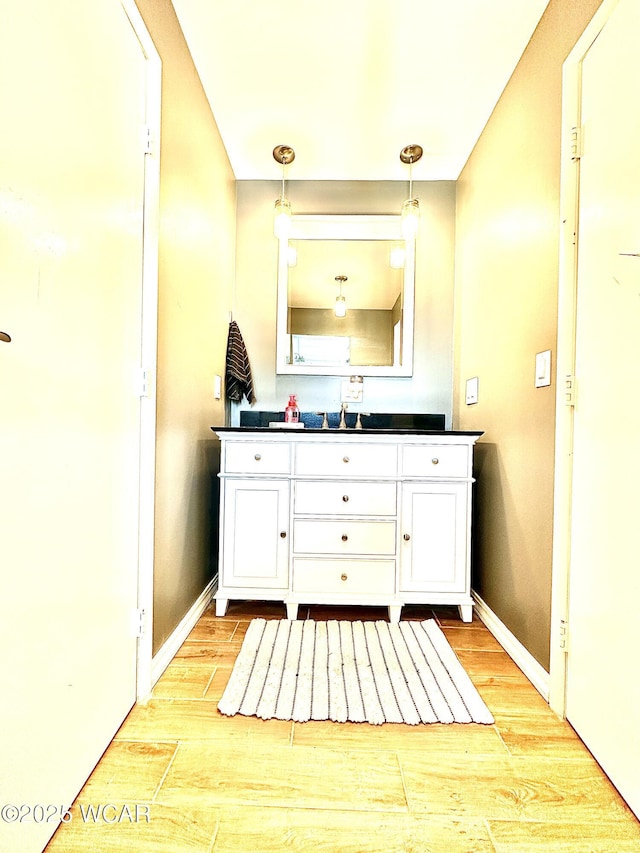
left=273, top=144, right=295, bottom=239
left=389, top=243, right=405, bottom=269
left=400, top=144, right=423, bottom=239
left=334, top=275, right=347, bottom=318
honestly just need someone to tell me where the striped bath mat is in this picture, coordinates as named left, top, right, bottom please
left=217, top=618, right=494, bottom=725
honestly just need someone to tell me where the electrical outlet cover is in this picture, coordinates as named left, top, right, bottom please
left=465, top=377, right=479, bottom=405
left=341, top=380, right=363, bottom=403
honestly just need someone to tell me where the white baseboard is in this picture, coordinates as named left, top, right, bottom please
left=472, top=591, right=550, bottom=702
left=148, top=576, right=217, bottom=693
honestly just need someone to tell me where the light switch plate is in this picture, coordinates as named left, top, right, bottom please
left=465, top=377, right=479, bottom=405
left=535, top=351, right=551, bottom=388
left=214, top=374, right=222, bottom=399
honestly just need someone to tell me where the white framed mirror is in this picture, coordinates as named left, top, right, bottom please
left=275, top=214, right=415, bottom=376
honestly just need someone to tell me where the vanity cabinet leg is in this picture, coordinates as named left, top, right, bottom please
left=388, top=605, right=402, bottom=624
left=215, top=597, right=229, bottom=617
left=286, top=601, right=298, bottom=620
left=458, top=604, right=473, bottom=623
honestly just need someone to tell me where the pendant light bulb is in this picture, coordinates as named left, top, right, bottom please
left=334, top=275, right=347, bottom=318
left=401, top=198, right=420, bottom=239
left=274, top=197, right=292, bottom=239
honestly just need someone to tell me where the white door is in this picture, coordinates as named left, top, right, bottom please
left=0, top=2, right=152, bottom=850
left=564, top=0, right=640, bottom=819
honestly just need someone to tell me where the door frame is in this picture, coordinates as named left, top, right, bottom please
left=121, top=0, right=161, bottom=701
left=549, top=0, right=621, bottom=717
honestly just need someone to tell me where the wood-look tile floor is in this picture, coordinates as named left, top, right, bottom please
left=46, top=602, right=640, bottom=852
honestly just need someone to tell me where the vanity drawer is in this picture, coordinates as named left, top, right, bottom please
left=292, top=558, right=395, bottom=595
left=294, top=480, right=397, bottom=516
left=295, top=442, right=398, bottom=477
left=224, top=441, right=291, bottom=475
left=293, top=519, right=396, bottom=555
left=401, top=444, right=469, bottom=478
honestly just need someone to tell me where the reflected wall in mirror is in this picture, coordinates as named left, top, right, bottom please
left=276, top=215, right=415, bottom=376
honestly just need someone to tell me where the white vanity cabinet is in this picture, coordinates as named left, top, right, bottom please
left=213, top=429, right=482, bottom=622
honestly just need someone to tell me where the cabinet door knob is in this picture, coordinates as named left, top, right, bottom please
left=280, top=531, right=287, bottom=538
left=254, top=453, right=262, bottom=461
left=431, top=457, right=439, bottom=465
left=341, top=573, right=348, bottom=581
left=342, top=494, right=349, bottom=502
left=343, top=456, right=350, bottom=463
left=403, top=533, right=411, bottom=541
left=341, top=534, right=348, bottom=542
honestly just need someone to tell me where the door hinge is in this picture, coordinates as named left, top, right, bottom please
left=570, top=126, right=582, bottom=161
left=142, top=124, right=154, bottom=156
left=559, top=617, right=569, bottom=652
left=132, top=608, right=145, bottom=638
left=564, top=374, right=576, bottom=407
left=136, top=368, right=152, bottom=398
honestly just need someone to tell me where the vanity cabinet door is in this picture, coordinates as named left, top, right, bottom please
left=399, top=482, right=468, bottom=593
left=222, top=479, right=289, bottom=589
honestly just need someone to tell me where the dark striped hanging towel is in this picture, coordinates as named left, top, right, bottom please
left=225, top=320, right=255, bottom=403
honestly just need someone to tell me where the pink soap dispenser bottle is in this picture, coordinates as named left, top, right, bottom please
left=284, top=394, right=299, bottom=423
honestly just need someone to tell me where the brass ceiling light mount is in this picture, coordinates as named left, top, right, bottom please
left=273, top=144, right=295, bottom=167
left=400, top=144, right=423, bottom=239
left=399, top=144, right=423, bottom=166
left=273, top=145, right=295, bottom=239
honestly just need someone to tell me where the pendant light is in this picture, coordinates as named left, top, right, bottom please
left=400, top=144, right=423, bottom=239
left=334, top=275, right=347, bottom=317
left=273, top=144, right=295, bottom=239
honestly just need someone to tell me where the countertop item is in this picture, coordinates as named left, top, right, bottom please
left=239, top=410, right=449, bottom=431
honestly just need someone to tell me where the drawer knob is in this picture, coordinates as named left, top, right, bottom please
left=341, top=573, right=348, bottom=582
left=280, top=531, right=287, bottom=538
left=342, top=495, right=349, bottom=502
left=341, top=534, right=348, bottom=542
left=431, top=457, right=439, bottom=465
left=254, top=453, right=262, bottom=461
left=403, top=533, right=411, bottom=541
left=343, top=456, right=350, bottom=463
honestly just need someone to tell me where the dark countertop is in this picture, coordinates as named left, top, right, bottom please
left=212, top=410, right=483, bottom=437
left=211, top=426, right=484, bottom=437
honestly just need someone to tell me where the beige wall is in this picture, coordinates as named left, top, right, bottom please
left=136, top=0, right=236, bottom=654
left=454, top=0, right=603, bottom=668
left=234, top=180, right=456, bottom=422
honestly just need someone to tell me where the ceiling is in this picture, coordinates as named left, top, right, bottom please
left=171, top=0, right=549, bottom=183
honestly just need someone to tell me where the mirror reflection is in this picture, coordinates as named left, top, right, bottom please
left=276, top=215, right=415, bottom=377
